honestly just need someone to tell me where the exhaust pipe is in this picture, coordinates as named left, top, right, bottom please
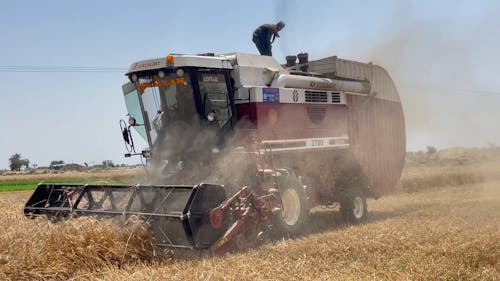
left=286, top=55, right=297, bottom=67
left=297, top=52, right=309, bottom=72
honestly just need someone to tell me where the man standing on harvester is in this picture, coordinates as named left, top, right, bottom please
left=252, top=21, right=285, bottom=56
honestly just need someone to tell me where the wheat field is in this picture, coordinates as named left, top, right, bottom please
left=0, top=168, right=144, bottom=182
left=1, top=161, right=499, bottom=280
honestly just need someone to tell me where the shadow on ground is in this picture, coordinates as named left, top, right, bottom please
left=296, top=200, right=440, bottom=237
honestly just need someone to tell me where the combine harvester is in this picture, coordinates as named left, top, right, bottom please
left=24, top=52, right=405, bottom=255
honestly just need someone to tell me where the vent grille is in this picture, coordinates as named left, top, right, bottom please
left=307, top=107, right=326, bottom=124
left=305, top=91, right=328, bottom=103
left=331, top=92, right=341, bottom=103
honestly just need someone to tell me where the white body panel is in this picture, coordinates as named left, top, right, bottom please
left=259, top=136, right=350, bottom=153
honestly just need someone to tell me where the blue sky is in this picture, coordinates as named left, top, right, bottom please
left=1, top=0, right=500, bottom=169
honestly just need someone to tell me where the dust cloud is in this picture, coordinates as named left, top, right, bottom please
left=359, top=2, right=500, bottom=150
left=358, top=3, right=500, bottom=203
left=144, top=120, right=256, bottom=194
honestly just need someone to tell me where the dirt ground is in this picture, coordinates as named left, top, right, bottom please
left=0, top=171, right=499, bottom=280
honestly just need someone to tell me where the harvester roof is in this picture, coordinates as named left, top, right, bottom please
left=126, top=53, right=285, bottom=75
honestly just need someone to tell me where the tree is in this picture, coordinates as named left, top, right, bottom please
left=9, top=153, right=29, bottom=171
left=102, top=160, right=115, bottom=168
left=21, top=159, right=29, bottom=170
left=426, top=146, right=437, bottom=155
left=50, top=160, right=65, bottom=167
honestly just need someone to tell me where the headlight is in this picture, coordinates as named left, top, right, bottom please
left=176, top=68, right=184, bottom=77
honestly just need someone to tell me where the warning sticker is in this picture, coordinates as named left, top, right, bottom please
left=263, top=88, right=280, bottom=103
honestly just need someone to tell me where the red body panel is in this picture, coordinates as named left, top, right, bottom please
left=255, top=103, right=348, bottom=139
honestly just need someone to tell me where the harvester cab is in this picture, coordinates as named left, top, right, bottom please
left=121, top=54, right=237, bottom=178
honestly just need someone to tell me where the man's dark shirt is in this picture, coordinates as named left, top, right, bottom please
left=253, top=24, right=278, bottom=44
left=252, top=24, right=279, bottom=56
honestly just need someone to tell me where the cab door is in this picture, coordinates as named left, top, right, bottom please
left=193, top=69, right=235, bottom=130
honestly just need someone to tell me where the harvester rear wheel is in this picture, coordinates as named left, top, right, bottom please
left=339, top=187, right=367, bottom=223
left=273, top=172, right=309, bottom=236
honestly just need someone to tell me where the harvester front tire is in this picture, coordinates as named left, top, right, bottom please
left=339, top=187, right=367, bottom=223
left=273, top=172, right=309, bottom=236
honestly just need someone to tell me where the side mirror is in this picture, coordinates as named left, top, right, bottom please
left=122, top=127, right=130, bottom=144
left=120, top=119, right=136, bottom=153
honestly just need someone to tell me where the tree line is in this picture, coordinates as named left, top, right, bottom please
left=7, top=153, right=117, bottom=171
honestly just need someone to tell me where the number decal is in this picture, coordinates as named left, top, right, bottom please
left=311, top=139, right=324, bottom=147
left=292, top=89, right=299, bottom=102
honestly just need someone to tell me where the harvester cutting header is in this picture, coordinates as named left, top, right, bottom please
left=25, top=52, right=405, bottom=255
